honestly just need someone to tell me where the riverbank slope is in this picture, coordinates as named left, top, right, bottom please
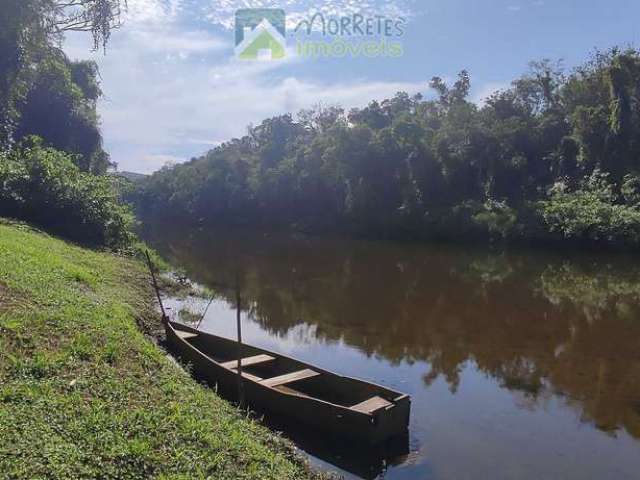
left=0, top=220, right=318, bottom=479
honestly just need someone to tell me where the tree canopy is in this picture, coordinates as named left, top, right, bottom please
left=0, top=0, right=125, bottom=172
left=0, top=0, right=134, bottom=248
left=136, top=48, right=640, bottom=249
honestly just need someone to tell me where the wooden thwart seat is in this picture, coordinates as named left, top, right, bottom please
left=176, top=330, right=199, bottom=341
left=221, top=354, right=275, bottom=369
left=351, top=396, right=393, bottom=414
left=273, top=385, right=312, bottom=398
left=261, top=369, right=320, bottom=388
left=240, top=371, right=263, bottom=382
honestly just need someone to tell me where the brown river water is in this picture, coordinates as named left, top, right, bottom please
left=143, top=224, right=640, bottom=480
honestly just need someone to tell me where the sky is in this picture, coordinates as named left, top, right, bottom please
left=63, top=0, right=640, bottom=174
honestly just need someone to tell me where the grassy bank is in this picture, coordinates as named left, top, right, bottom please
left=0, top=221, right=318, bottom=479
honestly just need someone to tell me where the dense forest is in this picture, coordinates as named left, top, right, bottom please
left=0, top=0, right=134, bottom=248
left=3, top=2, right=640, bottom=251
left=137, top=49, right=640, bottom=248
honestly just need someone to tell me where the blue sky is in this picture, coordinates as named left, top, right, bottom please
left=64, top=0, right=640, bottom=173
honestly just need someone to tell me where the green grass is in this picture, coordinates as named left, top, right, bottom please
left=0, top=221, right=319, bottom=480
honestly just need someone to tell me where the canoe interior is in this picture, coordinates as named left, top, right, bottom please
left=171, top=321, right=405, bottom=411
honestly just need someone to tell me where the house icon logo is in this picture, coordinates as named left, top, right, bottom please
left=235, top=9, right=286, bottom=61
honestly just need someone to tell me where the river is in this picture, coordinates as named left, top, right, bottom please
left=143, top=224, right=640, bottom=480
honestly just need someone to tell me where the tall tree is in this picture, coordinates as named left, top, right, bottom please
left=0, top=0, right=125, bottom=150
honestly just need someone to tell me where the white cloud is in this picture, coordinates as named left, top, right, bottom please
left=66, top=26, right=228, bottom=59
left=63, top=0, right=427, bottom=173
left=140, top=153, right=185, bottom=168
left=130, top=28, right=229, bottom=53
left=125, top=0, right=182, bottom=24
left=100, top=50, right=426, bottom=173
left=472, top=81, right=511, bottom=105
left=203, top=0, right=419, bottom=30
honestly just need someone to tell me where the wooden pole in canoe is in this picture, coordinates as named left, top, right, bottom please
left=235, top=275, right=245, bottom=408
left=145, top=250, right=167, bottom=323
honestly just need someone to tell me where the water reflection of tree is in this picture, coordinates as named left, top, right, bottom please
left=540, top=263, right=640, bottom=322
left=147, top=224, right=640, bottom=439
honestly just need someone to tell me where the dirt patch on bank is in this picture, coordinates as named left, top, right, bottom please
left=114, top=267, right=163, bottom=340
left=129, top=266, right=210, bottom=342
left=0, top=281, right=28, bottom=313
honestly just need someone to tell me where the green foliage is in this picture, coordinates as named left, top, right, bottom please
left=0, top=223, right=317, bottom=480
left=472, top=200, right=518, bottom=239
left=0, top=139, right=135, bottom=249
left=136, top=47, right=640, bottom=249
left=540, top=169, right=640, bottom=246
left=15, top=54, right=111, bottom=173
left=0, top=1, right=121, bottom=169
left=621, top=174, right=640, bottom=206
left=0, top=1, right=129, bottom=251
left=0, top=0, right=48, bottom=149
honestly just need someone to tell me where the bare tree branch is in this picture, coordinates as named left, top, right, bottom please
left=49, top=0, right=128, bottom=51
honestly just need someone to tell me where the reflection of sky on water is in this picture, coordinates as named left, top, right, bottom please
left=146, top=222, right=640, bottom=480
left=165, top=295, right=640, bottom=480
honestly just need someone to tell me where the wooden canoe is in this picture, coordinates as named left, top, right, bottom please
left=164, top=319, right=410, bottom=444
